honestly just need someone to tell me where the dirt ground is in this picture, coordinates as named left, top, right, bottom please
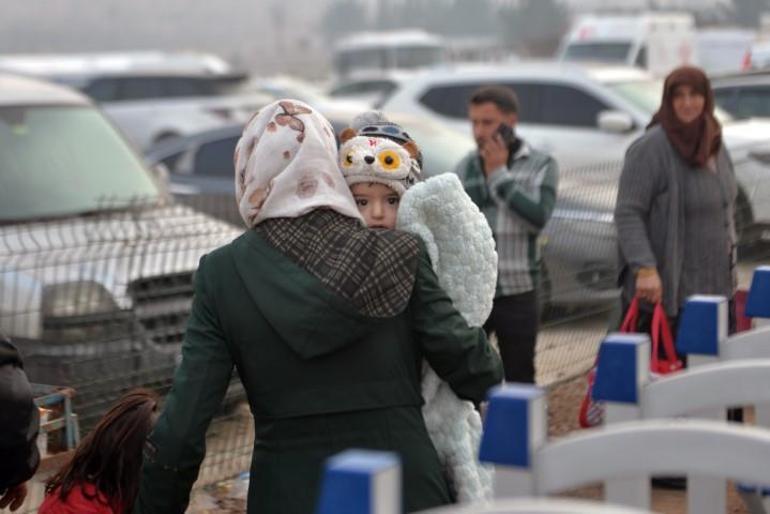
left=547, top=375, right=751, bottom=514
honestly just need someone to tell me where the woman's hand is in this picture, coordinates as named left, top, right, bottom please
left=635, top=267, right=662, bottom=305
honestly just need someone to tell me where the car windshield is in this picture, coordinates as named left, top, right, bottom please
left=563, top=42, right=632, bottom=63
left=0, top=105, right=160, bottom=221
left=608, top=79, right=733, bottom=123
left=389, top=114, right=475, bottom=177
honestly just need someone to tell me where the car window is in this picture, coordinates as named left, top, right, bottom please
left=505, top=83, right=542, bottom=123
left=0, top=105, right=159, bottom=221
left=634, top=46, right=648, bottom=68
left=159, top=151, right=186, bottom=174
left=193, top=137, right=239, bottom=178
left=563, top=42, right=632, bottom=63
left=83, top=79, right=120, bottom=102
left=714, top=87, right=739, bottom=116
left=163, top=77, right=217, bottom=98
left=541, top=85, right=609, bottom=128
left=116, top=77, right=165, bottom=101
left=329, top=80, right=395, bottom=97
left=418, top=82, right=543, bottom=123
left=733, top=86, right=770, bottom=119
left=418, top=84, right=476, bottom=119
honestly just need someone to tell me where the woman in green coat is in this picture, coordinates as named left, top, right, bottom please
left=133, top=99, right=503, bottom=514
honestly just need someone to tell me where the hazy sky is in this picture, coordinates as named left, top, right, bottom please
left=0, top=0, right=335, bottom=77
left=0, top=0, right=743, bottom=78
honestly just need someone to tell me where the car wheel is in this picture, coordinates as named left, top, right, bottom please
left=153, top=131, right=181, bottom=145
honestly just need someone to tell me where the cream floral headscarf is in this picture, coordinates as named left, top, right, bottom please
left=234, top=99, right=364, bottom=227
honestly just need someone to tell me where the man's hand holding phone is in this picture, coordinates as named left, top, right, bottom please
left=481, top=123, right=513, bottom=176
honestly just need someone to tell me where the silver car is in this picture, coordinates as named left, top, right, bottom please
left=0, top=73, right=241, bottom=427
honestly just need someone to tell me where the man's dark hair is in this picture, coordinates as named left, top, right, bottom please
left=469, top=85, right=519, bottom=114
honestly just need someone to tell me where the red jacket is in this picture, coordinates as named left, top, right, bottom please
left=38, top=483, right=120, bottom=514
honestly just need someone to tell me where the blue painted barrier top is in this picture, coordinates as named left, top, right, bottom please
left=316, top=449, right=400, bottom=514
left=593, top=333, right=649, bottom=404
left=479, top=384, right=545, bottom=468
left=746, top=266, right=770, bottom=318
left=676, top=295, right=727, bottom=356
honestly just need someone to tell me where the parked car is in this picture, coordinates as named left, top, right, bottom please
left=0, top=72, right=242, bottom=428
left=379, top=62, right=770, bottom=243
left=713, top=69, right=770, bottom=120
left=0, top=52, right=273, bottom=151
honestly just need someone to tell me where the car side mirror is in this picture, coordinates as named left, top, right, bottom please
left=597, top=110, right=635, bottom=134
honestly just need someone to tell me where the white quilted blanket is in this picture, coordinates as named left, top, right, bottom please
left=397, top=172, right=498, bottom=503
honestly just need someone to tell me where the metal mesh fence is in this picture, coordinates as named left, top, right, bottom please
left=1, top=198, right=242, bottom=430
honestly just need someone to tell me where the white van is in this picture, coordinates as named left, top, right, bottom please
left=696, top=28, right=756, bottom=74
left=559, top=13, right=696, bottom=77
left=332, top=30, right=446, bottom=79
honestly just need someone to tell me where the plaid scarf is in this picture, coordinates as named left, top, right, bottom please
left=257, top=209, right=420, bottom=318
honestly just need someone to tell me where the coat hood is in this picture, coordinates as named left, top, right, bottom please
left=230, top=227, right=413, bottom=360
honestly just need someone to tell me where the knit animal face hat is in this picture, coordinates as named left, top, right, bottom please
left=338, top=118, right=422, bottom=197
left=234, top=99, right=364, bottom=227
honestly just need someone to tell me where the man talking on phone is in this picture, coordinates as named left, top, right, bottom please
left=454, top=85, right=558, bottom=383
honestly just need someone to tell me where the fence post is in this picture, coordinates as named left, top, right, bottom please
left=676, top=295, right=728, bottom=368
left=746, top=266, right=770, bottom=327
left=592, top=333, right=650, bottom=508
left=316, top=450, right=401, bottom=514
left=479, top=384, right=546, bottom=498
left=674, top=295, right=729, bottom=514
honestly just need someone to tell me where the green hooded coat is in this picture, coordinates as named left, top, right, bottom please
left=134, top=227, right=503, bottom=514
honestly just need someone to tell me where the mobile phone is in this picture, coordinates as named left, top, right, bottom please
left=496, top=123, right=515, bottom=145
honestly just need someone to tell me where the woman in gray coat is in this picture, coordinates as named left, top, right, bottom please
left=615, top=66, right=737, bottom=342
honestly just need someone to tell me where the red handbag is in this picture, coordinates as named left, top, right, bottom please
left=578, top=299, right=682, bottom=428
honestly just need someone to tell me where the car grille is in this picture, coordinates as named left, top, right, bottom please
left=128, top=272, right=194, bottom=345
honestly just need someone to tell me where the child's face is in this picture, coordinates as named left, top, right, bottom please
left=351, top=182, right=400, bottom=229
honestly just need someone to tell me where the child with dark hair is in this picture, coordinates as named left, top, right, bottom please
left=39, top=389, right=159, bottom=514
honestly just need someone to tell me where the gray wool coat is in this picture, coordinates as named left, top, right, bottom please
left=615, top=125, right=737, bottom=317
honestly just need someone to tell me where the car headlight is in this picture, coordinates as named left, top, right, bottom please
left=42, top=281, right=116, bottom=318
left=41, top=282, right=130, bottom=343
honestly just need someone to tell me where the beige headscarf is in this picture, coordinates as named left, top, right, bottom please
left=234, top=99, right=364, bottom=227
